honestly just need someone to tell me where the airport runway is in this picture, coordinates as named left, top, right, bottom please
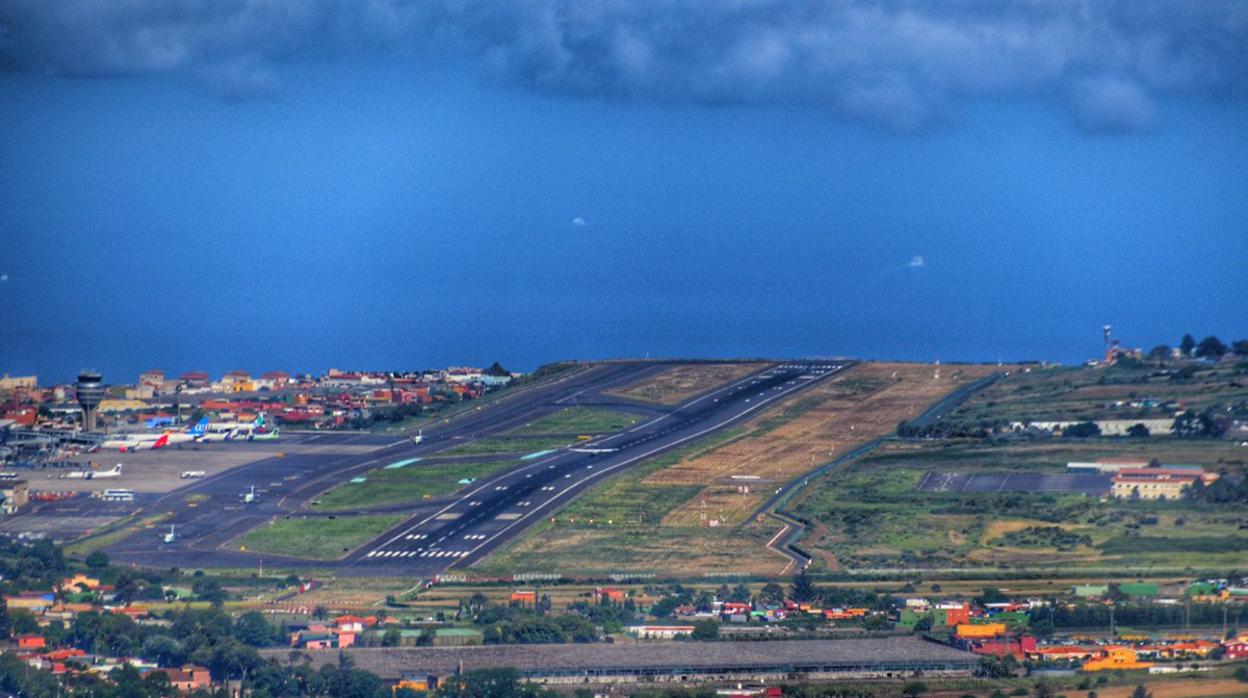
left=102, top=360, right=803, bottom=570
left=345, top=361, right=849, bottom=577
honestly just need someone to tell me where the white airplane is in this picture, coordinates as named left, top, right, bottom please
left=162, top=525, right=176, bottom=544
left=180, top=470, right=206, bottom=479
left=241, top=485, right=258, bottom=504
left=101, top=418, right=209, bottom=452
left=411, top=429, right=424, bottom=445
left=201, top=414, right=276, bottom=442
left=62, top=463, right=123, bottom=480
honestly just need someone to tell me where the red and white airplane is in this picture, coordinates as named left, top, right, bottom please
left=99, top=418, right=208, bottom=452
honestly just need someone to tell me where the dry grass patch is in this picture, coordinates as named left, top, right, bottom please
left=606, top=362, right=767, bottom=405
left=654, top=362, right=1003, bottom=526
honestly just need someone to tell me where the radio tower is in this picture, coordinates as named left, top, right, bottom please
left=1102, top=325, right=1120, bottom=364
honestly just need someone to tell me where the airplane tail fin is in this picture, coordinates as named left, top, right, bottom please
left=188, top=417, right=209, bottom=436
left=255, top=413, right=266, bottom=428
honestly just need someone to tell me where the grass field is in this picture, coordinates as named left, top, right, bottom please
left=233, top=515, right=404, bottom=560
left=605, top=362, right=766, bottom=405
left=314, top=460, right=516, bottom=511
left=788, top=358, right=1248, bottom=576
left=438, top=436, right=572, bottom=457
left=507, top=407, right=641, bottom=435
left=478, top=363, right=1003, bottom=576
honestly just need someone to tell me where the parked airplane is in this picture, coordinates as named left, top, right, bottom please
left=201, top=414, right=276, bottom=442
left=61, top=463, right=123, bottom=480
left=100, top=418, right=209, bottom=452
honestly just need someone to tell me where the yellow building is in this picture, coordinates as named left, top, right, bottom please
left=955, top=622, right=1007, bottom=639
left=58, top=574, right=102, bottom=591
left=1082, top=648, right=1152, bottom=672
left=98, top=398, right=147, bottom=413
left=0, top=374, right=37, bottom=390
left=1110, top=468, right=1213, bottom=500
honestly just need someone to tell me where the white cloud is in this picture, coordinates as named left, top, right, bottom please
left=571, top=216, right=587, bottom=227
left=907, top=255, right=925, bottom=268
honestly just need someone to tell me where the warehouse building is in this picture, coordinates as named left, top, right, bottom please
left=278, top=637, right=979, bottom=685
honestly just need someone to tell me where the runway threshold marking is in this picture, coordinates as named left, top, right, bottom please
left=384, top=458, right=422, bottom=470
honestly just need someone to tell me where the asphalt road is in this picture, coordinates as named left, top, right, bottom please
left=99, top=360, right=848, bottom=573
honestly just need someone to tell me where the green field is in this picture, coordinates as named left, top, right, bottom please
left=788, top=358, right=1248, bottom=575
left=508, top=407, right=641, bottom=435
left=233, top=515, right=405, bottom=560
left=438, top=436, right=572, bottom=457
left=314, top=460, right=515, bottom=511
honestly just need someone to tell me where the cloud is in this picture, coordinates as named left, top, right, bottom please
left=571, top=216, right=587, bottom=227
left=1066, top=76, right=1158, bottom=133
left=907, top=255, right=925, bottom=268
left=1, top=1, right=1245, bottom=131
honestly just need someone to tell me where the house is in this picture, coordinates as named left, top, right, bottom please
left=139, top=370, right=165, bottom=387
left=1224, top=640, right=1248, bottom=660
left=510, top=590, right=538, bottom=605
left=6, top=591, right=54, bottom=611
left=156, top=665, right=211, bottom=692
left=58, top=573, right=103, bottom=591
left=1111, top=467, right=1215, bottom=500
left=594, top=587, right=627, bottom=603
left=17, top=634, right=46, bottom=649
left=1, top=478, right=29, bottom=514
left=1082, top=648, right=1152, bottom=672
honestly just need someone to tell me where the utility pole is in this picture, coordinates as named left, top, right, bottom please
left=1109, top=603, right=1116, bottom=637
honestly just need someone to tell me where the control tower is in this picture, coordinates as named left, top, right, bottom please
left=76, top=370, right=105, bottom=432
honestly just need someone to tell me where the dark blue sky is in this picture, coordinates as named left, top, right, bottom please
left=1, top=3, right=1246, bottom=383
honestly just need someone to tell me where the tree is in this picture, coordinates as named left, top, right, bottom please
left=1233, top=340, right=1248, bottom=357
left=1180, top=334, right=1197, bottom=357
left=85, top=550, right=110, bottom=570
left=690, top=619, right=719, bottom=640
left=234, top=611, right=276, bottom=646
left=978, top=587, right=1008, bottom=605
left=902, top=681, right=927, bottom=697
left=382, top=627, right=401, bottom=647
left=0, top=598, right=9, bottom=639
left=1130, top=685, right=1152, bottom=698
left=1126, top=423, right=1150, bottom=438
left=484, top=362, right=510, bottom=377
left=1147, top=345, right=1171, bottom=361
left=790, top=570, right=817, bottom=603
left=1064, top=421, right=1101, bottom=438
left=1033, top=679, right=1057, bottom=698
left=1196, top=336, right=1228, bottom=359
left=759, top=582, right=785, bottom=606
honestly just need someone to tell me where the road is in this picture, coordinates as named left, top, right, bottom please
left=101, top=360, right=847, bottom=574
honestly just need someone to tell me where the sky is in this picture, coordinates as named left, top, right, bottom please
left=1, top=1, right=1246, bottom=384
